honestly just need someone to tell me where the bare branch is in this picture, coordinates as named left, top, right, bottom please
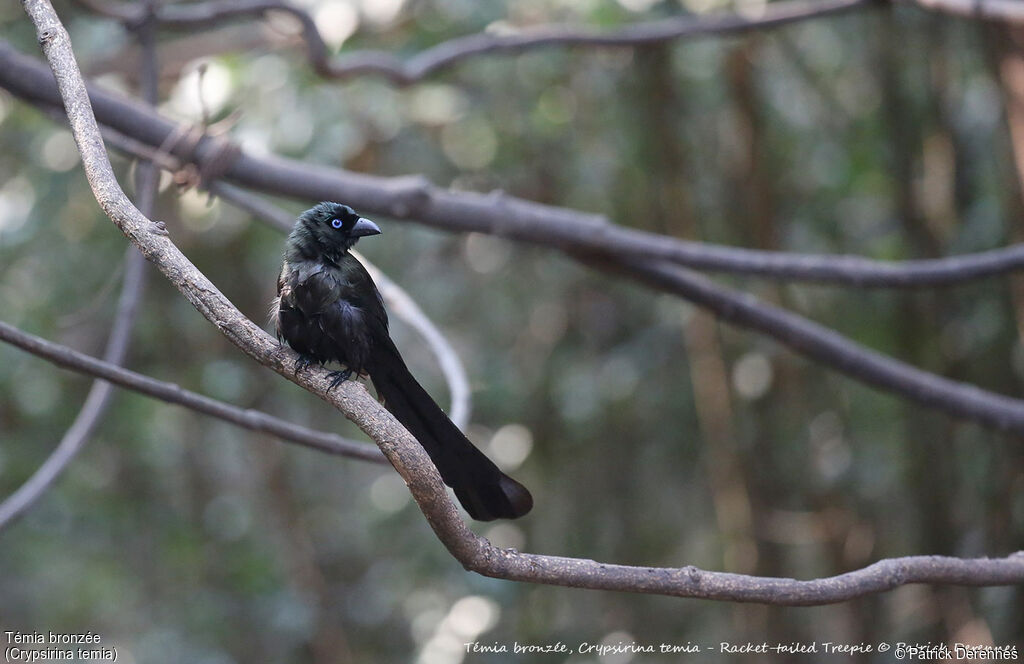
left=305, top=0, right=873, bottom=85
left=0, top=320, right=386, bottom=464
left=207, top=180, right=293, bottom=231
left=464, top=549, right=1024, bottom=604
left=5, top=333, right=1024, bottom=606
left=7, top=40, right=1024, bottom=290
left=905, top=0, right=1024, bottom=22
left=102, top=119, right=1024, bottom=434
left=593, top=253, right=1024, bottom=434
left=70, top=0, right=875, bottom=85
left=11, top=322, right=1020, bottom=607
left=217, top=156, right=1024, bottom=288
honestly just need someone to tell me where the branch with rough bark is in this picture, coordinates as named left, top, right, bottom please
left=86, top=107, right=1024, bottom=437
left=14, top=0, right=1024, bottom=605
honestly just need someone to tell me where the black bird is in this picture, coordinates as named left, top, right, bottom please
left=273, top=202, right=533, bottom=521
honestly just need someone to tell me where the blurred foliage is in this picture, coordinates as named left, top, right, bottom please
left=1, top=0, right=1024, bottom=661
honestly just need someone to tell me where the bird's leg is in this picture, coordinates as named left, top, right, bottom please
left=294, top=353, right=318, bottom=375
left=326, top=368, right=354, bottom=392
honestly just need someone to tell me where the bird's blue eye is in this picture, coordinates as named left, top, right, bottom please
left=331, top=218, right=343, bottom=229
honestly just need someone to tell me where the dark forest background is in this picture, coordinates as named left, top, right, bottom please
left=2, top=0, right=1023, bottom=661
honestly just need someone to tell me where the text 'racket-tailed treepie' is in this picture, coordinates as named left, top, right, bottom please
left=273, top=202, right=533, bottom=520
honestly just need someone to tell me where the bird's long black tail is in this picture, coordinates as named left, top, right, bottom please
left=367, top=340, right=533, bottom=521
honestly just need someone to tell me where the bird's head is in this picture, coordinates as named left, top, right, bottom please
left=288, top=202, right=381, bottom=260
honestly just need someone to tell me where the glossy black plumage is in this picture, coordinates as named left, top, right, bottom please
left=274, top=202, right=533, bottom=521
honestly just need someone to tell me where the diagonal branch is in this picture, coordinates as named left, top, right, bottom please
left=70, top=0, right=876, bottom=85
left=593, top=253, right=1024, bottom=433
left=0, top=320, right=386, bottom=464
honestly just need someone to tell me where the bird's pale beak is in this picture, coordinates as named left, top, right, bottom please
left=351, top=218, right=382, bottom=237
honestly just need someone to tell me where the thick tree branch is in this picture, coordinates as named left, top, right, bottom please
left=71, top=0, right=875, bottom=85
left=6, top=39, right=1024, bottom=290
left=0, top=321, right=386, bottom=464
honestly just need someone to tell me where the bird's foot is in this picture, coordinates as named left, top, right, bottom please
left=326, top=368, right=353, bottom=392
left=294, top=354, right=318, bottom=375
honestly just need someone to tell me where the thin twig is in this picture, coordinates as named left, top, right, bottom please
left=70, top=0, right=876, bottom=85
left=0, top=320, right=386, bottom=464
left=208, top=181, right=292, bottom=230
left=20, top=0, right=1024, bottom=604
